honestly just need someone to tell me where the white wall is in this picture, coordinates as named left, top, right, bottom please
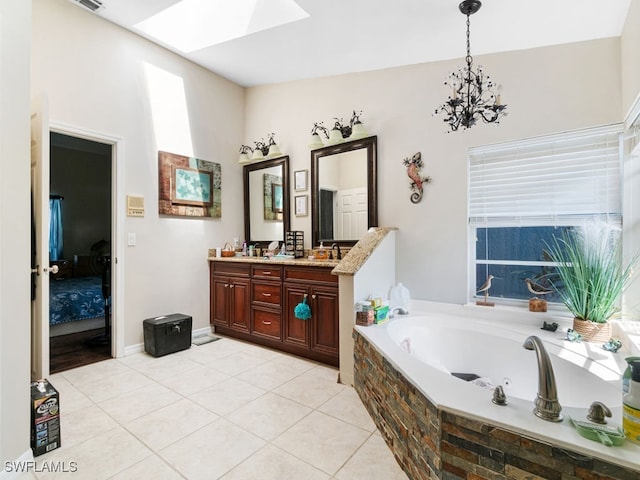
left=622, top=0, right=640, bottom=117
left=246, top=38, right=622, bottom=304
left=32, top=0, right=245, bottom=347
left=0, top=0, right=32, bottom=463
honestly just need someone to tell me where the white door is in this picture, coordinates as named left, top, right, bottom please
left=30, top=95, right=51, bottom=380
left=336, top=187, right=368, bottom=240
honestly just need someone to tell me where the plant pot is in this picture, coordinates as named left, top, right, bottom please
left=572, top=318, right=611, bottom=343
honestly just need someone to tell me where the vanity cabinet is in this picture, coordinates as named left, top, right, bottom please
left=209, top=260, right=338, bottom=366
left=210, top=262, right=251, bottom=333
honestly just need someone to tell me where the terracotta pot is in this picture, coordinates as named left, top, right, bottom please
left=572, top=318, right=611, bottom=343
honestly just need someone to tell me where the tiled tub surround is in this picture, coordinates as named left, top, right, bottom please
left=353, top=302, right=640, bottom=480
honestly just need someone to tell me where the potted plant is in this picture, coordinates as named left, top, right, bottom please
left=544, top=226, right=637, bottom=342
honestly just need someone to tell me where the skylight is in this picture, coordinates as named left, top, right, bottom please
left=134, top=0, right=309, bottom=53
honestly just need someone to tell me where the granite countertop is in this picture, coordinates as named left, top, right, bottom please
left=208, top=226, right=396, bottom=275
left=331, top=227, right=397, bottom=276
left=207, top=252, right=339, bottom=268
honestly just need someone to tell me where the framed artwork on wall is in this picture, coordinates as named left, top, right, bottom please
left=295, top=195, right=308, bottom=216
left=294, top=169, right=308, bottom=191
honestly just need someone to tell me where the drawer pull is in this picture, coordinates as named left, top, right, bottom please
left=261, top=271, right=272, bottom=275
left=262, top=293, right=272, bottom=297
left=262, top=320, right=272, bottom=325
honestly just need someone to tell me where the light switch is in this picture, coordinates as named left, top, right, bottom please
left=128, top=233, right=136, bottom=246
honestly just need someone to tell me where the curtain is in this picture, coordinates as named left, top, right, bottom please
left=49, top=198, right=63, bottom=261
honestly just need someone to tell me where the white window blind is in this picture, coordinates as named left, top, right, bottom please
left=469, top=124, right=623, bottom=227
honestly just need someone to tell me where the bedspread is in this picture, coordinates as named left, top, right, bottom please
left=49, top=276, right=105, bottom=326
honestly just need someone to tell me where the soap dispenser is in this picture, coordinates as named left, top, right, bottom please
left=623, top=359, right=640, bottom=444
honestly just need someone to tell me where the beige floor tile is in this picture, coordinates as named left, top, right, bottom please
left=273, top=411, right=370, bottom=475
left=235, top=356, right=315, bottom=390
left=60, top=359, right=131, bottom=387
left=305, top=364, right=341, bottom=383
left=189, top=377, right=266, bottom=416
left=334, top=433, right=409, bottom=480
left=226, top=392, right=312, bottom=440
left=220, top=444, right=329, bottom=480
left=37, top=427, right=151, bottom=480
left=59, top=405, right=119, bottom=449
left=273, top=369, right=346, bottom=408
left=318, top=387, right=377, bottom=432
left=156, top=364, right=229, bottom=396
left=126, top=398, right=218, bottom=451
left=108, top=455, right=183, bottom=480
left=76, top=369, right=156, bottom=403
left=206, top=351, right=269, bottom=376
left=180, top=338, right=246, bottom=364
left=160, top=418, right=266, bottom=480
left=127, top=353, right=203, bottom=381
left=46, top=375, right=93, bottom=414
left=97, top=382, right=181, bottom=424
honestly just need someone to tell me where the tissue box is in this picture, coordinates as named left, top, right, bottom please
left=31, top=379, right=61, bottom=456
left=143, top=313, right=192, bottom=357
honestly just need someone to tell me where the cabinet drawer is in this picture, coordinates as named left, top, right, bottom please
left=252, top=265, right=282, bottom=280
left=284, top=266, right=337, bottom=285
left=252, top=309, right=281, bottom=339
left=211, top=261, right=251, bottom=277
left=252, top=282, right=281, bottom=306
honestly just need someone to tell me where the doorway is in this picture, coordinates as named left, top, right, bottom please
left=48, top=132, right=113, bottom=373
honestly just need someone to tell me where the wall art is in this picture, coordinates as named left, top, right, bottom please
left=158, top=151, right=221, bottom=217
left=402, top=151, right=431, bottom=204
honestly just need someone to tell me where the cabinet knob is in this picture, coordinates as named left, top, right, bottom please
left=224, top=284, right=229, bottom=288
left=311, top=294, right=316, bottom=300
left=230, top=284, right=235, bottom=289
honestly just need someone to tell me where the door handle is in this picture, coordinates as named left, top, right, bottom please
left=49, top=265, right=59, bottom=274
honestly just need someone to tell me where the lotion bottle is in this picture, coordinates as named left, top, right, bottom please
left=623, top=359, right=640, bottom=444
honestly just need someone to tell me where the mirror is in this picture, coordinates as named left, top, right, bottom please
left=244, top=155, right=290, bottom=246
left=311, top=136, right=377, bottom=247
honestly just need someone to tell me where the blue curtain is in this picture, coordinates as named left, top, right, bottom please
left=49, top=198, right=63, bottom=261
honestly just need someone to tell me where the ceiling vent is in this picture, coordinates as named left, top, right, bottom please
left=73, top=0, right=103, bottom=12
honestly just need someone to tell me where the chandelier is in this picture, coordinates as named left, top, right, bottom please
left=435, top=0, right=507, bottom=132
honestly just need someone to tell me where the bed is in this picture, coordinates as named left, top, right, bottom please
left=49, top=276, right=105, bottom=326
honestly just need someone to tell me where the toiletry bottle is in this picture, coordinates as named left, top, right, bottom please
left=318, top=242, right=326, bottom=259
left=623, top=356, right=640, bottom=394
left=242, top=241, right=247, bottom=256
left=623, top=359, right=640, bottom=444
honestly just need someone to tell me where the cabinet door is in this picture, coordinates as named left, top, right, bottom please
left=310, top=286, right=339, bottom=357
left=229, top=277, right=251, bottom=332
left=283, top=284, right=310, bottom=348
left=212, top=275, right=230, bottom=327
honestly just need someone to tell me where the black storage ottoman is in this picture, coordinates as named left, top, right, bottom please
left=143, top=313, right=192, bottom=357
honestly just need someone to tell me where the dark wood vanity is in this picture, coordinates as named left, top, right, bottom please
left=209, top=258, right=339, bottom=366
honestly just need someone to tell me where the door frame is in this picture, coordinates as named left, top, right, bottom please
left=50, top=121, right=125, bottom=359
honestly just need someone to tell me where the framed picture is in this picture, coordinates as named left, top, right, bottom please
left=272, top=183, right=283, bottom=213
left=171, top=166, right=213, bottom=206
left=295, top=195, right=308, bottom=216
left=294, top=169, right=308, bottom=191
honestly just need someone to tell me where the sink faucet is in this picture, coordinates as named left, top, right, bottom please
left=522, top=336, right=562, bottom=422
left=331, top=243, right=342, bottom=260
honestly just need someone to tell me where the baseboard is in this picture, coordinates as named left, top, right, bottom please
left=0, top=449, right=34, bottom=480
left=122, top=326, right=213, bottom=357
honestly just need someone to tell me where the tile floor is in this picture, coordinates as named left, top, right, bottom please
left=23, top=336, right=409, bottom=480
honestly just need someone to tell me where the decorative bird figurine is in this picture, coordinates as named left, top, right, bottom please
left=525, top=278, right=554, bottom=297
left=476, top=275, right=494, bottom=305
left=402, top=152, right=431, bottom=203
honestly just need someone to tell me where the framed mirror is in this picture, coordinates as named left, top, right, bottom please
left=244, top=155, right=290, bottom=246
left=311, top=136, right=377, bottom=247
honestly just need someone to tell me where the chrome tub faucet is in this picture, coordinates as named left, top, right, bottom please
left=522, top=335, right=563, bottom=422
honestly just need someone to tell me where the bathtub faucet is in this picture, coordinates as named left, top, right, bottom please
left=389, top=307, right=409, bottom=318
left=522, top=336, right=563, bottom=422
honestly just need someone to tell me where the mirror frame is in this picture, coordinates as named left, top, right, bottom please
left=311, top=135, right=377, bottom=247
left=243, top=155, right=290, bottom=246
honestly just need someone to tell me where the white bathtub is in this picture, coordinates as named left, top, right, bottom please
left=355, top=303, right=639, bottom=471
left=386, top=316, right=621, bottom=408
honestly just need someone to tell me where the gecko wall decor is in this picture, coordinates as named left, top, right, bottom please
left=402, top=152, right=431, bottom=203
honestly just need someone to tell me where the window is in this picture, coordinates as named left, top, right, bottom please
left=468, top=124, right=623, bottom=303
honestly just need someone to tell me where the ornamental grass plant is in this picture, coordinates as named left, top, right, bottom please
left=544, top=226, right=637, bottom=324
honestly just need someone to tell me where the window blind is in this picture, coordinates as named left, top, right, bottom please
left=468, top=124, right=623, bottom=227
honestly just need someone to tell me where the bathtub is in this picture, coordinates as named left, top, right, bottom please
left=354, top=303, right=640, bottom=474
